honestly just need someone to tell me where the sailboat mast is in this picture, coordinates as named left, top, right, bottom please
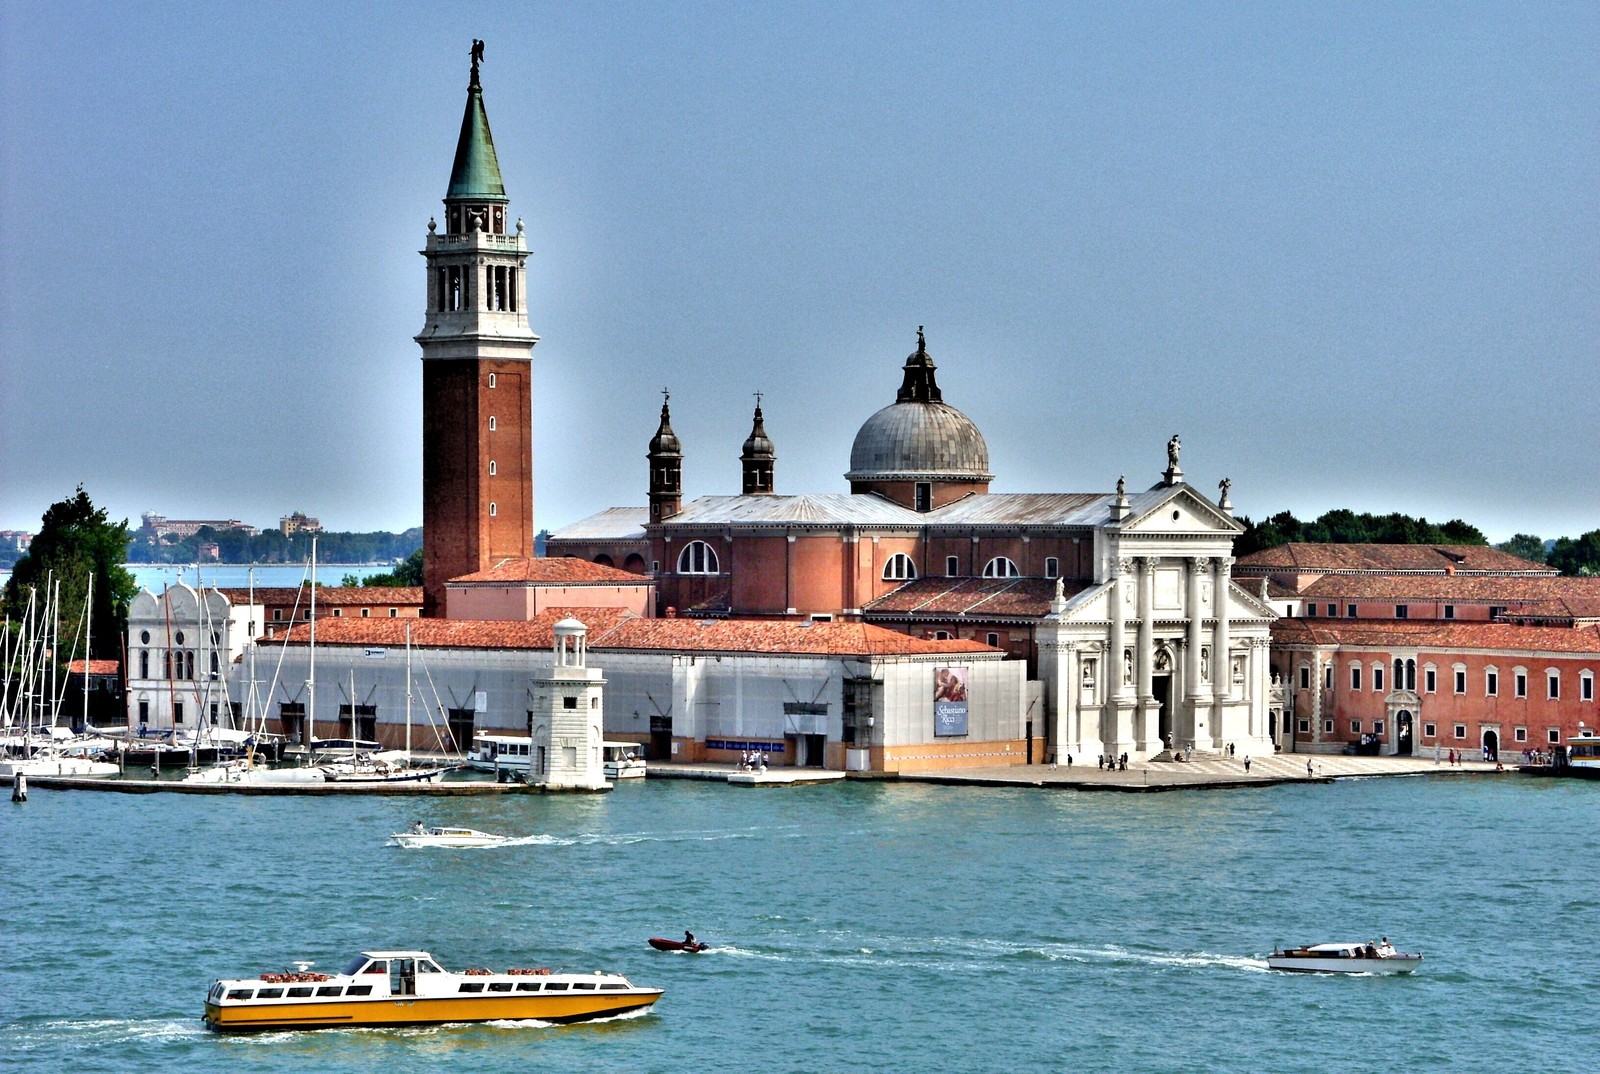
left=81, top=572, right=93, bottom=732
left=406, top=624, right=413, bottom=759
left=307, top=538, right=317, bottom=748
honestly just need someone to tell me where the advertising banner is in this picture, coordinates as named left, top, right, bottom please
left=934, top=666, right=969, bottom=737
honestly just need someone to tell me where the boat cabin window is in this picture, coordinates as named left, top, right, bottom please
left=347, top=956, right=384, bottom=975
left=256, top=988, right=283, bottom=999
left=515, top=982, right=542, bottom=992
left=226, top=989, right=255, bottom=1001
left=488, top=982, right=513, bottom=992
left=417, top=960, right=444, bottom=974
left=545, top=982, right=570, bottom=991
left=573, top=981, right=597, bottom=990
left=601, top=983, right=627, bottom=990
left=316, top=986, right=343, bottom=997
left=287, top=986, right=314, bottom=998
left=347, top=985, right=373, bottom=996
left=459, top=982, right=486, bottom=993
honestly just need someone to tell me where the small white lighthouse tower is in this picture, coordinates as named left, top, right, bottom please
left=529, top=618, right=609, bottom=791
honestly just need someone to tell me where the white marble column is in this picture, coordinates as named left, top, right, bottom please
left=1137, top=558, right=1155, bottom=702
left=1109, top=562, right=1128, bottom=701
left=1210, top=556, right=1233, bottom=748
left=1186, top=557, right=1208, bottom=700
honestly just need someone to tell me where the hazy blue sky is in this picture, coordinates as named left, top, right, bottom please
left=2, top=2, right=1595, bottom=544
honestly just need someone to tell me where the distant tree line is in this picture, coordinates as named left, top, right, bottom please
left=125, top=526, right=422, bottom=566
left=1235, top=509, right=1600, bottom=577
left=344, top=548, right=423, bottom=588
left=1234, top=510, right=1487, bottom=557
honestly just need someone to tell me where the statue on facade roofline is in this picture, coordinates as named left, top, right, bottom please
left=1116, top=475, right=1126, bottom=498
left=1167, top=434, right=1181, bottom=470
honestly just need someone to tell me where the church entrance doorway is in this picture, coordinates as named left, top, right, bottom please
left=1395, top=711, right=1413, bottom=755
left=1483, top=729, right=1499, bottom=762
left=1153, top=676, right=1172, bottom=749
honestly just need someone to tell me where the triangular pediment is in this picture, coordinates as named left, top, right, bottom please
left=1119, top=484, right=1242, bottom=535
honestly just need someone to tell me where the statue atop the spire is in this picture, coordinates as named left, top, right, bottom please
left=470, top=39, right=485, bottom=83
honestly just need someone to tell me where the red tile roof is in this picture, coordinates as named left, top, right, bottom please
left=218, top=585, right=423, bottom=607
left=448, top=557, right=651, bottom=586
left=269, top=610, right=997, bottom=657
left=863, top=577, right=1077, bottom=619
left=1299, top=575, right=1600, bottom=603
left=67, top=659, right=120, bottom=676
left=1273, top=618, right=1600, bottom=656
left=1235, top=544, right=1554, bottom=575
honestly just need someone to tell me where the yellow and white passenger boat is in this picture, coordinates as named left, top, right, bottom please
left=203, top=950, right=663, bottom=1032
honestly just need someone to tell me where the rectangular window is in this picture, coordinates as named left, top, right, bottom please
left=1443, top=605, right=1455, bottom=620
left=389, top=608, right=398, bottom=617
left=915, top=482, right=932, bottom=512
left=1547, top=673, right=1559, bottom=700
left=1454, top=724, right=1466, bottom=739
left=332, top=608, right=341, bottom=617
left=563, top=696, right=578, bottom=709
left=1395, top=604, right=1408, bottom=619
left=1350, top=720, right=1361, bottom=734
left=1351, top=666, right=1362, bottom=691
left=1045, top=557, right=1059, bottom=579
left=1323, top=719, right=1335, bottom=734
left=1584, top=676, right=1594, bottom=702
left=946, top=555, right=959, bottom=577
left=1374, top=667, right=1385, bottom=692
left=1373, top=719, right=1385, bottom=734
left=1548, top=728, right=1561, bottom=744
left=1425, top=669, right=1436, bottom=694
left=986, top=632, right=1000, bottom=647
left=1297, top=718, right=1310, bottom=734
left=1306, top=603, right=1317, bottom=617
left=1515, top=672, right=1527, bottom=699
left=1298, top=667, right=1309, bottom=690
left=174, top=701, right=184, bottom=725
left=1486, top=671, right=1498, bottom=696
left=1327, top=603, right=1339, bottom=618
left=361, top=608, right=370, bottom=618
left=272, top=609, right=283, bottom=621
left=139, top=700, right=149, bottom=724
left=1514, top=727, right=1527, bottom=742
left=1347, top=604, right=1357, bottom=618
left=1489, top=605, right=1506, bottom=619
left=1324, top=665, right=1333, bottom=690
left=1454, top=670, right=1466, bottom=694
left=1424, top=722, right=1436, bottom=737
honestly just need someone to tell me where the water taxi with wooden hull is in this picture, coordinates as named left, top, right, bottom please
left=1266, top=941, right=1422, bottom=974
left=204, top=950, right=663, bottom=1032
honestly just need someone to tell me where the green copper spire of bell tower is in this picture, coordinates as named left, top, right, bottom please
left=447, top=38, right=507, bottom=206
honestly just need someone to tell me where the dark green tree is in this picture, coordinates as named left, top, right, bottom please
left=1548, top=530, right=1600, bottom=577
left=357, top=548, right=424, bottom=588
left=3, top=487, right=137, bottom=664
left=1495, top=534, right=1547, bottom=565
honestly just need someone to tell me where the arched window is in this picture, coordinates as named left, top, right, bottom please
left=882, top=553, right=917, bottom=581
left=982, top=557, right=1020, bottom=578
left=677, top=541, right=720, bottom=574
left=210, top=652, right=219, bottom=676
left=139, top=650, right=149, bottom=679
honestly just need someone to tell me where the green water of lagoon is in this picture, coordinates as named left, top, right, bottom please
left=4, top=775, right=1592, bottom=1073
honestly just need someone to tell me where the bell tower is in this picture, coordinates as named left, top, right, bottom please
left=647, top=391, right=683, bottom=522
left=416, top=42, right=539, bottom=617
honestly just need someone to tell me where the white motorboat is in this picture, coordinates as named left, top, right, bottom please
left=390, top=825, right=508, bottom=849
left=1266, top=941, right=1421, bottom=974
left=180, top=759, right=328, bottom=785
left=603, top=741, right=646, bottom=780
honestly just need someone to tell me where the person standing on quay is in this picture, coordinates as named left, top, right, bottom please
left=1243, top=756, right=1251, bottom=773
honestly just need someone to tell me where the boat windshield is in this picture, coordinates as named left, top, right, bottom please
left=343, top=956, right=374, bottom=975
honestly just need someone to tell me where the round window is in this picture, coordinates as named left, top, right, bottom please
left=175, top=631, right=185, bottom=646
left=140, top=630, right=151, bottom=644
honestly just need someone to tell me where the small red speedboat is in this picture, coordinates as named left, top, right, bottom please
left=648, top=937, right=708, bottom=953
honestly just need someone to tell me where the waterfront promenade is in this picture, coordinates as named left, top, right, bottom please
left=647, top=751, right=1496, bottom=790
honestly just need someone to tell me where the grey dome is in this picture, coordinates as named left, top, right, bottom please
left=846, top=328, right=993, bottom=484
left=846, top=401, right=992, bottom=482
